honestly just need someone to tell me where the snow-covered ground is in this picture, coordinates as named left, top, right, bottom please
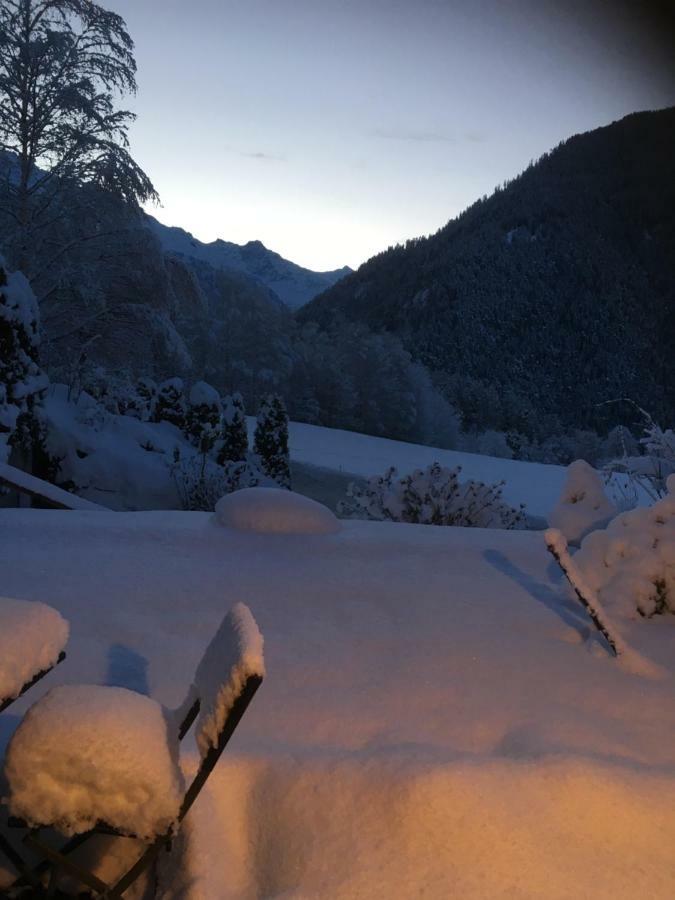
left=1, top=504, right=673, bottom=897
left=262, top=418, right=567, bottom=519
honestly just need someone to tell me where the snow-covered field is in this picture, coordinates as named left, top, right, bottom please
left=274, top=418, right=567, bottom=519
left=1, top=500, right=674, bottom=898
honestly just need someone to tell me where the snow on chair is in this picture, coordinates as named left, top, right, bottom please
left=0, top=596, right=69, bottom=713
left=0, top=597, right=68, bottom=882
left=3, top=602, right=264, bottom=898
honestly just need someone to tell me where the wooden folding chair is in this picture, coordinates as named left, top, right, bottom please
left=0, top=597, right=68, bottom=890
left=3, top=602, right=264, bottom=898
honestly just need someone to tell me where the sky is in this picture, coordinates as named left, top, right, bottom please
left=112, top=0, right=675, bottom=271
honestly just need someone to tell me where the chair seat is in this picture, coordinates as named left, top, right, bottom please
left=0, top=596, right=68, bottom=706
left=4, top=685, right=185, bottom=841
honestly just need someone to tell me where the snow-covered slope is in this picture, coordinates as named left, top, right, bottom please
left=0, top=509, right=673, bottom=897
left=147, top=215, right=351, bottom=310
left=249, top=417, right=567, bottom=519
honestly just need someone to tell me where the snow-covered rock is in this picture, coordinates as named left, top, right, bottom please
left=192, top=603, right=265, bottom=758
left=214, top=487, right=340, bottom=535
left=0, top=597, right=68, bottom=703
left=548, top=459, right=616, bottom=545
left=5, top=685, right=184, bottom=839
left=572, top=474, right=675, bottom=619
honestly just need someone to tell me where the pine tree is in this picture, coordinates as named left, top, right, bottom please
left=186, top=381, right=221, bottom=454
left=254, top=394, right=291, bottom=488
left=0, top=257, right=48, bottom=462
left=152, top=377, right=186, bottom=429
left=217, top=392, right=248, bottom=465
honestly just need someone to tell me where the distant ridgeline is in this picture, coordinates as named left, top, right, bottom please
left=300, top=107, right=675, bottom=439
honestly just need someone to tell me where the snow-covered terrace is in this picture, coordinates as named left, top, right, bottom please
left=1, top=504, right=674, bottom=898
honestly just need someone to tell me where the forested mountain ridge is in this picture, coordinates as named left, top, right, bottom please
left=300, top=107, right=675, bottom=439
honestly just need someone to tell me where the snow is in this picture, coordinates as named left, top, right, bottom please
left=188, top=381, right=220, bottom=408
left=146, top=215, right=350, bottom=310
left=0, top=461, right=105, bottom=511
left=5, top=685, right=184, bottom=840
left=572, top=474, right=675, bottom=620
left=192, top=603, right=265, bottom=758
left=250, top=417, right=569, bottom=519
left=215, top=487, right=340, bottom=534
left=0, top=597, right=68, bottom=703
left=42, top=384, right=193, bottom=510
left=1, top=508, right=673, bottom=896
left=548, top=459, right=617, bottom=544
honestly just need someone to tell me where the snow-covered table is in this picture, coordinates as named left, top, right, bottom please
left=0, top=596, right=69, bottom=711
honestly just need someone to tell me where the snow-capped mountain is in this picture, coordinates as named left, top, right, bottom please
left=146, top=215, right=351, bottom=311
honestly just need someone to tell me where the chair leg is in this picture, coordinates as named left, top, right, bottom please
left=0, top=829, right=42, bottom=889
left=23, top=831, right=110, bottom=896
left=9, top=830, right=92, bottom=891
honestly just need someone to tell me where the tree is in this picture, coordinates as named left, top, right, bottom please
left=0, top=255, right=48, bottom=461
left=254, top=394, right=291, bottom=488
left=153, top=377, right=186, bottom=430
left=217, top=392, right=248, bottom=465
left=0, top=0, right=157, bottom=278
left=186, top=380, right=221, bottom=454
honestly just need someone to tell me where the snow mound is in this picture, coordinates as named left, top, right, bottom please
left=189, top=380, right=221, bottom=408
left=0, top=597, right=68, bottom=703
left=192, top=603, right=265, bottom=758
left=214, top=487, right=340, bottom=535
left=5, top=685, right=184, bottom=839
left=548, top=459, right=616, bottom=545
left=573, top=477, right=675, bottom=619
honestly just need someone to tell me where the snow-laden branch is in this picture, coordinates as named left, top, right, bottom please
left=544, top=528, right=625, bottom=657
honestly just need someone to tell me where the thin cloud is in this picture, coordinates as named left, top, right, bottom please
left=240, top=150, right=286, bottom=162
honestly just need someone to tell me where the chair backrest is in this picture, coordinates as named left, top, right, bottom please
left=190, top=601, right=265, bottom=758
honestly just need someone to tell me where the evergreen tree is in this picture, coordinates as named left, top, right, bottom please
left=217, top=392, right=248, bottom=465
left=186, top=381, right=221, bottom=453
left=0, top=257, right=47, bottom=461
left=152, top=377, right=186, bottom=429
left=254, top=394, right=291, bottom=488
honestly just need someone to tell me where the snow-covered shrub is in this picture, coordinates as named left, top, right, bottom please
left=0, top=257, right=48, bottom=461
left=186, top=380, right=221, bottom=453
left=217, top=392, right=248, bottom=465
left=604, top=407, right=675, bottom=502
left=548, top=460, right=617, bottom=546
left=172, top=451, right=269, bottom=512
left=136, top=376, right=157, bottom=421
left=572, top=474, right=675, bottom=619
left=254, top=394, right=291, bottom=488
left=339, top=462, right=525, bottom=529
left=153, top=377, right=186, bottom=429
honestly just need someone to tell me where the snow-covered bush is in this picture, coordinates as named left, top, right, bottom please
left=136, top=376, right=157, bottom=421
left=604, top=407, right=675, bottom=502
left=571, top=474, right=675, bottom=619
left=217, top=392, right=248, bottom=465
left=548, top=460, right=617, bottom=545
left=0, top=257, right=48, bottom=461
left=339, top=462, right=525, bottom=529
left=186, top=380, right=221, bottom=453
left=172, top=451, right=269, bottom=511
left=254, top=394, right=291, bottom=488
left=153, top=377, right=186, bottom=429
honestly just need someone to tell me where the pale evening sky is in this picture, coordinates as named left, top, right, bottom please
left=112, top=0, right=675, bottom=271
